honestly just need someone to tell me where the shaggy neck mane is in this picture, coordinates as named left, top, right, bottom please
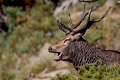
left=68, top=40, right=97, bottom=66
left=64, top=39, right=117, bottom=67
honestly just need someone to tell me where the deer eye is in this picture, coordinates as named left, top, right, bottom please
left=64, top=38, right=71, bottom=43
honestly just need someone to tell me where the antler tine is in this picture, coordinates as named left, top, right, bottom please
left=71, top=3, right=88, bottom=29
left=73, top=3, right=94, bottom=35
left=73, top=6, right=111, bottom=35
left=72, top=3, right=87, bottom=29
left=57, top=17, right=73, bottom=33
left=83, top=2, right=86, bottom=13
left=88, top=3, right=93, bottom=21
left=57, top=18, right=68, bottom=33
left=94, top=6, right=111, bottom=22
left=68, top=13, right=74, bottom=26
left=91, top=5, right=99, bottom=12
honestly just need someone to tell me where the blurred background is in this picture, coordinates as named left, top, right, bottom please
left=0, top=0, right=120, bottom=80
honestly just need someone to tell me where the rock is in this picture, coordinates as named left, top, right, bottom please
left=15, top=43, right=72, bottom=80
left=31, top=78, right=50, bottom=80
left=38, top=69, right=70, bottom=78
left=53, top=0, right=79, bottom=16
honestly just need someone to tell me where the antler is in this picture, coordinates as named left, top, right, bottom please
left=68, top=3, right=89, bottom=29
left=93, top=7, right=111, bottom=22
left=73, top=5, right=111, bottom=35
left=56, top=1, right=111, bottom=35
left=57, top=3, right=89, bottom=33
left=57, top=18, right=73, bottom=33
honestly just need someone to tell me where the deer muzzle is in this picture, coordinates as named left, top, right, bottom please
left=48, top=46, right=62, bottom=61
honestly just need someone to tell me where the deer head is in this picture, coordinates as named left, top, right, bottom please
left=48, top=3, right=111, bottom=62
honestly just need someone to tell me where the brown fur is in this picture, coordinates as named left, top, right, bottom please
left=48, top=4, right=119, bottom=68
left=49, top=36, right=120, bottom=68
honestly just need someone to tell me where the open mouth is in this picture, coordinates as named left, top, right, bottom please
left=53, top=52, right=62, bottom=61
left=49, top=49, right=62, bottom=61
left=50, top=51, right=62, bottom=61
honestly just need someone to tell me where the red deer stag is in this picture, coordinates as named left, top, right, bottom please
left=48, top=3, right=120, bottom=68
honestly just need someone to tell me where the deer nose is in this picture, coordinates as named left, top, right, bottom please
left=48, top=46, right=52, bottom=52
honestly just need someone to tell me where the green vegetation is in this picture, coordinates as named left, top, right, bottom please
left=53, top=64, right=120, bottom=80
left=0, top=1, right=58, bottom=80
left=0, top=0, right=120, bottom=80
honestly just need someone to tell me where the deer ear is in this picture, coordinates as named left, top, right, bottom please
left=71, top=33, right=82, bottom=41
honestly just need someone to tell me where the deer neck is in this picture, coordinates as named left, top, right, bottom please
left=68, top=40, right=98, bottom=67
